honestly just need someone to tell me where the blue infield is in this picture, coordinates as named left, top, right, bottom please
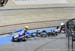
left=0, top=36, right=12, bottom=45
left=0, top=27, right=56, bottom=45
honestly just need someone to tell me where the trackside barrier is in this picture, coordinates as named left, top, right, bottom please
left=0, top=19, right=68, bottom=35
left=65, top=18, right=75, bottom=51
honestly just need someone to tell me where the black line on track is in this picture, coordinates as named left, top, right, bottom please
left=0, top=6, right=75, bottom=11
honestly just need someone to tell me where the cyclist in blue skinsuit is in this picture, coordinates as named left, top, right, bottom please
left=18, top=26, right=30, bottom=38
left=13, top=26, right=30, bottom=39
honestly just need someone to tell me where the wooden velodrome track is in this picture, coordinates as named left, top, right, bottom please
left=0, top=1, right=75, bottom=51
left=0, top=0, right=75, bottom=34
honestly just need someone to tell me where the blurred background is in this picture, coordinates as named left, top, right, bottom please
left=0, top=0, right=75, bottom=34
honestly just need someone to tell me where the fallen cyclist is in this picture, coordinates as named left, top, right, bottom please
left=12, top=26, right=30, bottom=42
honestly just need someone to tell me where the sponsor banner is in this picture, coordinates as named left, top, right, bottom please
left=13, top=0, right=68, bottom=5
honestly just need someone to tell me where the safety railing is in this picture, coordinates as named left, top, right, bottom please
left=65, top=18, right=75, bottom=51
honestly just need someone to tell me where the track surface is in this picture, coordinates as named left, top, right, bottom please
left=0, top=34, right=69, bottom=51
